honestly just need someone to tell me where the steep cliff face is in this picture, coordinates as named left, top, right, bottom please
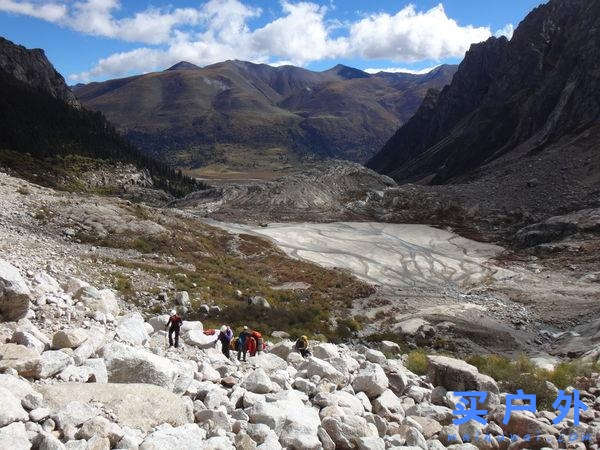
left=0, top=37, right=78, bottom=106
left=368, top=0, right=600, bottom=184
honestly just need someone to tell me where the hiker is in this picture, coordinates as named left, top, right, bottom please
left=249, top=329, right=263, bottom=356
left=166, top=309, right=183, bottom=348
left=295, top=335, right=310, bottom=357
left=237, top=326, right=250, bottom=362
left=218, top=325, right=233, bottom=359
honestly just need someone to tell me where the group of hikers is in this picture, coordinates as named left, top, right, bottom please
left=166, top=309, right=311, bottom=360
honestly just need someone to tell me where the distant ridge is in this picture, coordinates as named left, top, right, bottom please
left=166, top=61, right=201, bottom=71
left=72, top=60, right=456, bottom=169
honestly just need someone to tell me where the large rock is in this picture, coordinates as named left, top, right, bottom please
left=247, top=398, right=320, bottom=449
left=492, top=410, right=558, bottom=436
left=50, top=401, right=99, bottom=432
left=183, top=329, right=217, bottom=349
left=0, top=260, right=31, bottom=322
left=194, top=409, right=232, bottom=433
left=181, top=321, right=203, bottom=333
left=321, top=414, right=378, bottom=448
left=35, top=431, right=65, bottom=450
left=77, top=287, right=120, bottom=316
left=174, top=291, right=190, bottom=307
left=37, top=383, right=194, bottom=432
left=72, top=327, right=105, bottom=365
left=101, top=342, right=177, bottom=388
left=330, top=391, right=365, bottom=415
left=75, top=416, right=123, bottom=446
left=300, top=357, right=346, bottom=386
left=0, top=373, right=37, bottom=399
left=11, top=330, right=46, bottom=354
left=0, top=421, right=31, bottom=450
left=52, top=329, right=89, bottom=350
left=249, top=296, right=270, bottom=308
left=32, top=271, right=60, bottom=294
left=515, top=209, right=600, bottom=248
left=279, top=404, right=321, bottom=449
left=34, top=351, right=73, bottom=379
left=372, top=389, right=404, bottom=417
left=148, top=315, right=169, bottom=333
left=395, top=318, right=430, bottom=336
left=252, top=353, right=287, bottom=373
left=115, top=312, right=149, bottom=346
left=140, top=424, right=206, bottom=449
left=0, top=344, right=40, bottom=377
left=0, top=386, right=28, bottom=426
left=427, top=355, right=499, bottom=394
left=242, top=368, right=273, bottom=394
left=312, top=343, right=340, bottom=360
left=352, top=363, right=389, bottom=399
left=269, top=341, right=295, bottom=360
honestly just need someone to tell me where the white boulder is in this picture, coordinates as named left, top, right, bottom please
left=115, top=312, right=149, bottom=346
left=352, top=364, right=389, bottom=399
left=0, top=386, right=28, bottom=426
left=52, top=329, right=89, bottom=350
left=34, top=351, right=73, bottom=379
left=242, top=368, right=273, bottom=394
left=140, top=424, right=206, bottom=450
left=0, top=260, right=31, bottom=322
left=101, top=342, right=177, bottom=388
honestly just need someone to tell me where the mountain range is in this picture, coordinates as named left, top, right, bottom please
left=367, top=0, right=600, bottom=194
left=72, top=61, right=456, bottom=175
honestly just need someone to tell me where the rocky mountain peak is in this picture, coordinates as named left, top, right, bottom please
left=367, top=0, right=599, bottom=184
left=165, top=61, right=201, bottom=71
left=0, top=36, right=78, bottom=107
left=326, top=63, right=370, bottom=79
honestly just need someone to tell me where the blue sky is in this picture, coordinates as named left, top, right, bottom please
left=0, top=0, right=545, bottom=83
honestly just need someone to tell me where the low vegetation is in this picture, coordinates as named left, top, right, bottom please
left=74, top=204, right=374, bottom=340
left=468, top=354, right=600, bottom=408
left=406, top=349, right=429, bottom=375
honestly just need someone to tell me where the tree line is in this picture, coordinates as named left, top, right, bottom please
left=0, top=70, right=207, bottom=197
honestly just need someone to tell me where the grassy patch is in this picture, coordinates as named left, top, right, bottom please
left=406, top=349, right=429, bottom=375
left=83, top=212, right=374, bottom=340
left=467, top=354, right=600, bottom=409
left=16, top=185, right=31, bottom=195
left=112, top=272, right=134, bottom=297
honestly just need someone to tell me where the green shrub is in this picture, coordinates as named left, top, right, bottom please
left=112, top=273, right=134, bottom=297
left=467, top=354, right=600, bottom=409
left=406, top=350, right=429, bottom=375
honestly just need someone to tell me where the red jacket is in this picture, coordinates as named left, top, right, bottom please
left=167, top=315, right=182, bottom=331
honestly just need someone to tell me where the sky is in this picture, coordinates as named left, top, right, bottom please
left=0, top=0, right=545, bottom=83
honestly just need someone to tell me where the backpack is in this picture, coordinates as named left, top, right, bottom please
left=251, top=330, right=262, bottom=339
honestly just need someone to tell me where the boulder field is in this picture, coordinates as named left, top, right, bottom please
left=1, top=258, right=600, bottom=449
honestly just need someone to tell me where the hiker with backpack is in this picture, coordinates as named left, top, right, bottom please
left=249, top=329, right=264, bottom=357
left=166, top=309, right=183, bottom=348
left=237, top=326, right=250, bottom=362
left=295, top=335, right=310, bottom=357
left=218, top=325, right=233, bottom=359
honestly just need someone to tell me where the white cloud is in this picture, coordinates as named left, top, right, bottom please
left=364, top=65, right=440, bottom=75
left=0, top=0, right=495, bottom=82
left=348, top=4, right=490, bottom=62
left=251, top=2, right=346, bottom=65
left=494, top=23, right=514, bottom=39
left=0, top=0, right=66, bottom=21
